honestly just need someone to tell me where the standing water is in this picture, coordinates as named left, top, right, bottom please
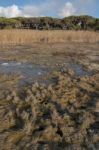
left=0, top=61, right=51, bottom=85
left=0, top=61, right=93, bottom=85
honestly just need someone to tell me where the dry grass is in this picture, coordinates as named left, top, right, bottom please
left=0, top=30, right=99, bottom=44
left=0, top=71, right=99, bottom=149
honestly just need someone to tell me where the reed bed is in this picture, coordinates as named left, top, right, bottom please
left=0, top=30, right=99, bottom=44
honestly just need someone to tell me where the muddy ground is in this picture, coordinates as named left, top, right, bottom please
left=0, top=43, right=99, bottom=150
left=0, top=43, right=99, bottom=70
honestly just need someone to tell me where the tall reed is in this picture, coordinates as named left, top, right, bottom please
left=0, top=30, right=99, bottom=44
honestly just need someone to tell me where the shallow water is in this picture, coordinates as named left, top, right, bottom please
left=0, top=61, right=93, bottom=85
left=0, top=61, right=49, bottom=77
left=0, top=61, right=51, bottom=85
left=67, top=63, right=93, bottom=76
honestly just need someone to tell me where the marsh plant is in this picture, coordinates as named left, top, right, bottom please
left=0, top=70, right=99, bottom=149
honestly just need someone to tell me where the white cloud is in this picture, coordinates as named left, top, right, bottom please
left=0, top=5, right=21, bottom=17
left=59, top=2, right=76, bottom=17
left=0, top=4, right=43, bottom=18
left=0, top=0, right=97, bottom=18
left=21, top=6, right=40, bottom=17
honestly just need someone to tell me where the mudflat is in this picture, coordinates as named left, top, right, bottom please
left=0, top=42, right=99, bottom=149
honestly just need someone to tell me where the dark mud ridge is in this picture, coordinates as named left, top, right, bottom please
left=0, top=69, right=99, bottom=150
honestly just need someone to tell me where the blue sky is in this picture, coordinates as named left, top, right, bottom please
left=0, top=0, right=98, bottom=18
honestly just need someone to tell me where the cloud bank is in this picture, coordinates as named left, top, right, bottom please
left=59, top=2, right=76, bottom=17
left=0, top=5, right=21, bottom=17
left=0, top=0, right=97, bottom=18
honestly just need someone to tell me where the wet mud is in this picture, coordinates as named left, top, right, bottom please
left=0, top=43, right=99, bottom=150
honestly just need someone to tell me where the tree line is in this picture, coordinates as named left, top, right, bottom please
left=0, top=15, right=99, bottom=31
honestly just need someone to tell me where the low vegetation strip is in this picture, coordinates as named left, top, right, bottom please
left=0, top=71, right=99, bottom=149
left=0, top=30, right=99, bottom=44
left=0, top=16, right=99, bottom=30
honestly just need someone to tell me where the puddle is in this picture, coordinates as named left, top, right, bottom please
left=0, top=61, right=51, bottom=85
left=62, top=63, right=93, bottom=76
left=0, top=61, right=93, bottom=86
left=69, top=63, right=93, bottom=76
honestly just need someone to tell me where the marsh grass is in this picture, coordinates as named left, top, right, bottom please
left=0, top=30, right=99, bottom=45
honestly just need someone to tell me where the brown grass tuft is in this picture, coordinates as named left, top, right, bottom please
left=0, top=30, right=99, bottom=44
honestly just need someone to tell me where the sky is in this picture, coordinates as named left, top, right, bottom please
left=0, top=0, right=98, bottom=18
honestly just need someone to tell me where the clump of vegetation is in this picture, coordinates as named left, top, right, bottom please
left=0, top=70, right=99, bottom=149
left=0, top=15, right=99, bottom=30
